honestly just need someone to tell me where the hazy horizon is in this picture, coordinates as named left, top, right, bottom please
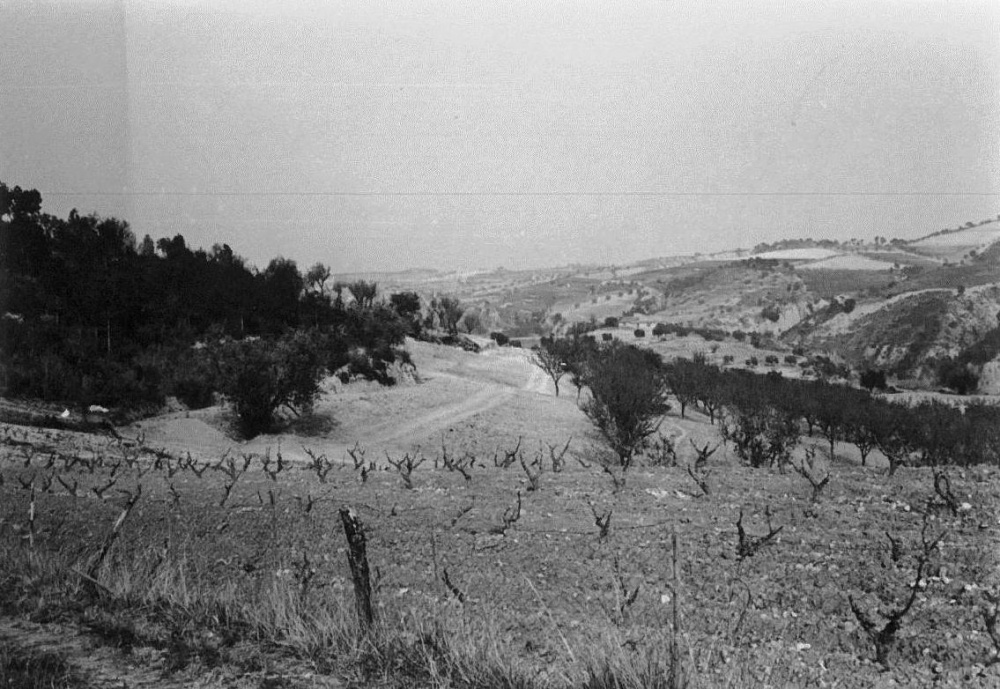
left=3, top=1, right=998, bottom=273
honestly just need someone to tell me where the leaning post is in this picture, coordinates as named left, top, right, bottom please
left=339, top=506, right=375, bottom=633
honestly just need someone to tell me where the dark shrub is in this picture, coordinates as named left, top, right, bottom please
left=602, top=333, right=613, bottom=342
left=761, top=305, right=781, bottom=323
left=581, top=342, right=669, bottom=470
left=212, top=330, right=326, bottom=437
left=937, top=358, right=979, bottom=395
left=172, top=376, right=214, bottom=409
left=859, top=369, right=888, bottom=392
left=634, top=329, right=645, bottom=338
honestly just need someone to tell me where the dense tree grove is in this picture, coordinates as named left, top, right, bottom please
left=0, top=182, right=415, bottom=426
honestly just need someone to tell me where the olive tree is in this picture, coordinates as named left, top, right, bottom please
left=580, top=342, right=670, bottom=471
left=212, top=330, right=327, bottom=437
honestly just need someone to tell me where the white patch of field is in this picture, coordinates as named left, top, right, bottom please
left=912, top=226, right=1000, bottom=247
left=752, top=248, right=840, bottom=261
left=797, top=255, right=894, bottom=271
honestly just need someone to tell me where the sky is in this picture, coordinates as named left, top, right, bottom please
left=2, top=0, right=999, bottom=273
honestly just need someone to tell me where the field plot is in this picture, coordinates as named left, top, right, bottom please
left=1, top=343, right=999, bottom=688
left=796, top=255, right=894, bottom=272
left=796, top=269, right=898, bottom=300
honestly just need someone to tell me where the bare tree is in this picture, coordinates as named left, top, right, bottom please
left=431, top=296, right=464, bottom=336
left=347, top=280, right=378, bottom=308
left=532, top=346, right=568, bottom=396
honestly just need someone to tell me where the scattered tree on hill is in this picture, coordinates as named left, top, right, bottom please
left=860, top=369, right=888, bottom=392
left=460, top=311, right=482, bottom=335
left=664, top=358, right=701, bottom=419
left=936, top=358, right=979, bottom=395
left=259, top=257, right=305, bottom=331
left=305, top=263, right=332, bottom=296
left=490, top=331, right=510, bottom=346
left=844, top=401, right=879, bottom=466
left=806, top=382, right=853, bottom=459
left=428, top=297, right=464, bottom=336
left=532, top=341, right=569, bottom=397
left=869, top=403, right=914, bottom=476
left=580, top=342, right=670, bottom=471
left=761, top=305, right=781, bottom=323
left=963, top=402, right=1000, bottom=465
left=909, top=400, right=965, bottom=467
left=692, top=364, right=727, bottom=425
left=720, top=373, right=800, bottom=469
left=389, top=291, right=423, bottom=336
left=561, top=336, right=599, bottom=401
left=347, top=280, right=378, bottom=308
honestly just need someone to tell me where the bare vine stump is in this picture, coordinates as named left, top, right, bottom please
left=339, top=507, right=374, bottom=632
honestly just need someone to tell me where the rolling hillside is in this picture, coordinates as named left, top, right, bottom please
left=380, top=221, right=1000, bottom=389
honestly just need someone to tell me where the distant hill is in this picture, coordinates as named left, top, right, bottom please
left=905, top=221, right=1000, bottom=263
left=378, top=216, right=1000, bottom=389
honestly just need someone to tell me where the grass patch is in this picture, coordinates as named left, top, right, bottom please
left=0, top=643, right=87, bottom=689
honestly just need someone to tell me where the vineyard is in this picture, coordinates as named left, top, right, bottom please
left=2, top=395, right=998, bottom=687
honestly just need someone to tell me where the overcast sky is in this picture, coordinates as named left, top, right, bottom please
left=2, top=1, right=998, bottom=273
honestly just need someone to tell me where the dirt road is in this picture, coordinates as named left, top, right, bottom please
left=125, top=343, right=565, bottom=465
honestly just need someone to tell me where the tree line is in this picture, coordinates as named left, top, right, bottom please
left=535, top=335, right=1000, bottom=470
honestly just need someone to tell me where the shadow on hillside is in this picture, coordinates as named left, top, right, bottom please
left=284, top=412, right=338, bottom=437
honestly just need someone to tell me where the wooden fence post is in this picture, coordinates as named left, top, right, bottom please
left=340, top=507, right=374, bottom=632
left=670, top=526, right=684, bottom=689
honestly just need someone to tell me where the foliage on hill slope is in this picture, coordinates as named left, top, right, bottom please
left=787, top=286, right=1000, bottom=382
